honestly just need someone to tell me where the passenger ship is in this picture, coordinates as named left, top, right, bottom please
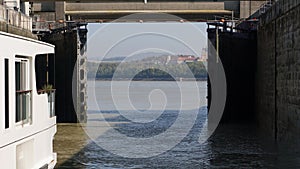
left=0, top=31, right=56, bottom=168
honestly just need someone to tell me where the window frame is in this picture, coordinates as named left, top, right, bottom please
left=4, top=58, right=9, bottom=129
left=15, top=57, right=32, bottom=126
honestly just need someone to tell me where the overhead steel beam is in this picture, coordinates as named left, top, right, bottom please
left=29, top=1, right=239, bottom=22
left=65, top=10, right=233, bottom=15
left=66, top=10, right=233, bottom=22
left=22, top=0, right=221, bottom=2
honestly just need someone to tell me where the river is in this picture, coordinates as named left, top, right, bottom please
left=54, top=81, right=300, bottom=168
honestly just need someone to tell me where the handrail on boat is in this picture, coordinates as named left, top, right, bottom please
left=37, top=89, right=56, bottom=94
left=16, top=89, right=32, bottom=94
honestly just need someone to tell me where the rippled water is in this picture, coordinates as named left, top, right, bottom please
left=54, top=81, right=300, bottom=168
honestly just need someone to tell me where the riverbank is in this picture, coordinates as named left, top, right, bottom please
left=89, top=77, right=207, bottom=81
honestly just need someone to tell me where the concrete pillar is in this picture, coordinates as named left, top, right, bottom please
left=74, top=24, right=88, bottom=123
left=55, top=1, right=65, bottom=21
left=240, top=1, right=265, bottom=19
left=20, top=2, right=30, bottom=15
left=224, top=1, right=240, bottom=18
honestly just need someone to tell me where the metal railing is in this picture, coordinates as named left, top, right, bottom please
left=0, top=4, right=32, bottom=31
left=32, top=20, right=65, bottom=32
left=259, top=0, right=274, bottom=15
left=38, top=89, right=56, bottom=117
left=32, top=19, right=82, bottom=33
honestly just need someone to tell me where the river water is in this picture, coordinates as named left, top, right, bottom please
left=54, top=81, right=300, bottom=169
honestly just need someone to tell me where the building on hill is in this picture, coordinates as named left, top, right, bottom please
left=177, top=55, right=199, bottom=64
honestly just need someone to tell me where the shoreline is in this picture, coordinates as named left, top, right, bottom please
left=88, top=77, right=207, bottom=81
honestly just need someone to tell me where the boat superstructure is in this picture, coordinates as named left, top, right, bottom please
left=0, top=31, right=56, bottom=169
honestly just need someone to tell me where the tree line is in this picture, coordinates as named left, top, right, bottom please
left=87, top=61, right=207, bottom=80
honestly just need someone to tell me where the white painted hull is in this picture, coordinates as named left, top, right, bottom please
left=0, top=31, right=57, bottom=169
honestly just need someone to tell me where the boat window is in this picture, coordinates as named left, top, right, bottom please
left=35, top=54, right=55, bottom=94
left=35, top=54, right=56, bottom=117
left=5, top=59, right=9, bottom=129
left=15, top=58, right=32, bottom=124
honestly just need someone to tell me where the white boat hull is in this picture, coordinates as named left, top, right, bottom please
left=0, top=31, right=57, bottom=169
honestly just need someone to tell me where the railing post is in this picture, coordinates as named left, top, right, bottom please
left=48, top=90, right=56, bottom=117
left=1, top=3, right=33, bottom=32
left=6, top=7, right=8, bottom=32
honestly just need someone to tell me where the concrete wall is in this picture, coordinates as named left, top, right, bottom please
left=207, top=27, right=257, bottom=124
left=256, top=0, right=300, bottom=141
left=0, top=4, right=36, bottom=39
left=42, top=28, right=87, bottom=123
left=0, top=21, right=37, bottom=39
left=240, top=1, right=265, bottom=19
left=0, top=5, right=32, bottom=30
left=220, top=32, right=257, bottom=123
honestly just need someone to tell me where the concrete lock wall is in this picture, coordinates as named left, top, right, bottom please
left=219, top=32, right=257, bottom=123
left=256, top=0, right=300, bottom=141
left=207, top=27, right=257, bottom=124
left=42, top=28, right=87, bottom=123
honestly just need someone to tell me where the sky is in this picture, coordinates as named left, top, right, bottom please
left=87, top=22, right=208, bottom=61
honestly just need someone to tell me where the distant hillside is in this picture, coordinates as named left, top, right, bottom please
left=87, top=56, right=207, bottom=81
left=88, top=51, right=171, bottom=62
left=102, top=56, right=126, bottom=62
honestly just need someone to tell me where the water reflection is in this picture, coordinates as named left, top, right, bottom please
left=54, top=111, right=300, bottom=168
left=54, top=81, right=300, bottom=168
left=55, top=108, right=213, bottom=168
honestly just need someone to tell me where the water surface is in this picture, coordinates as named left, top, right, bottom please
left=54, top=81, right=300, bottom=168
